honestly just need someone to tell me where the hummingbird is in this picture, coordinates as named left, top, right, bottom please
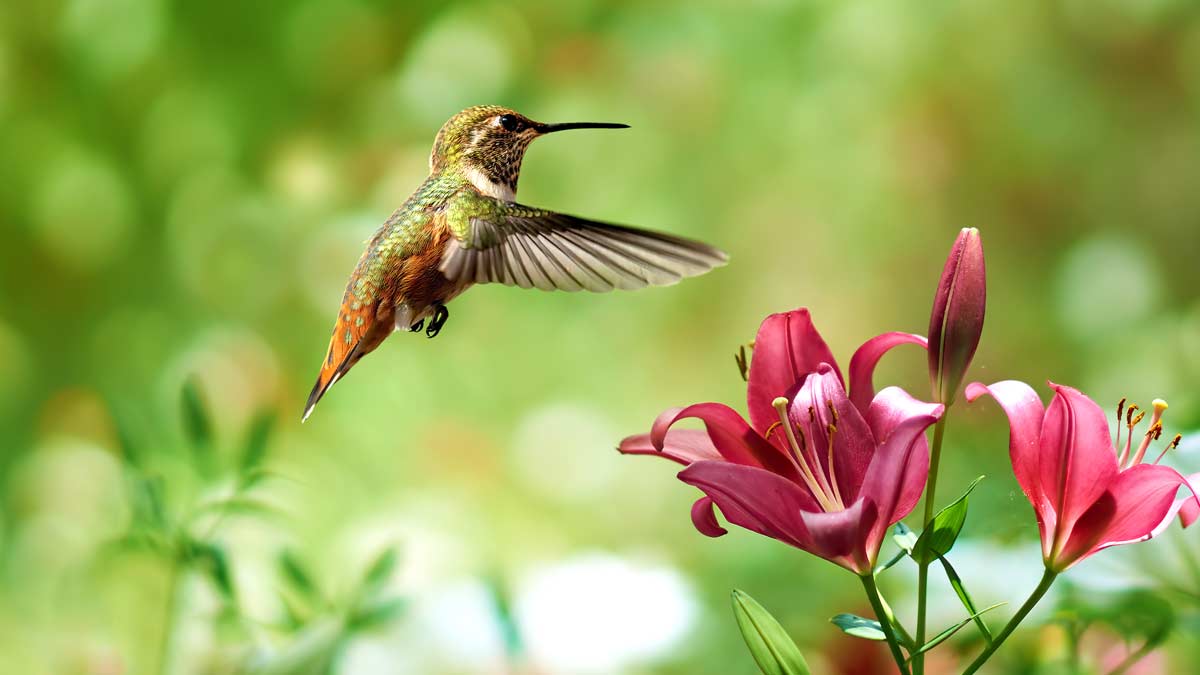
left=303, top=105, right=727, bottom=421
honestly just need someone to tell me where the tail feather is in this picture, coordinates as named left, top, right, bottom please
left=302, top=289, right=379, bottom=422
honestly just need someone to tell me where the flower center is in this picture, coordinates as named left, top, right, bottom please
left=1114, top=397, right=1182, bottom=469
left=771, top=396, right=844, bottom=512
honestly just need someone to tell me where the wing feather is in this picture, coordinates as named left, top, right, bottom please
left=441, top=201, right=727, bottom=293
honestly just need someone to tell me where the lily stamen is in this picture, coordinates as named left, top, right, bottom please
left=1152, top=434, right=1183, bottom=466
left=1118, top=403, right=1142, bottom=466
left=1128, top=399, right=1167, bottom=467
left=826, top=420, right=844, bottom=507
left=1115, top=398, right=1126, bottom=452
left=772, top=397, right=839, bottom=511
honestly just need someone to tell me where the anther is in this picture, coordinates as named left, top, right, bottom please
left=1130, top=399, right=1169, bottom=467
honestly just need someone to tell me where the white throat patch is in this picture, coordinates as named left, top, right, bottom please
left=465, top=166, right=516, bottom=202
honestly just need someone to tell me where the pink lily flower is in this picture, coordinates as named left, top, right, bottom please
left=619, top=310, right=941, bottom=575
left=966, top=380, right=1197, bottom=571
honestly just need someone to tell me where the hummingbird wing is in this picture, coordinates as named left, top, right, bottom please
left=439, top=199, right=727, bottom=292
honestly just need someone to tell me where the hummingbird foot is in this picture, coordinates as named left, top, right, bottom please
left=426, top=304, right=449, bottom=339
left=409, top=319, right=424, bottom=333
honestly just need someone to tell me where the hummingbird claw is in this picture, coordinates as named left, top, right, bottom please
left=409, top=319, right=424, bottom=333
left=426, top=305, right=449, bottom=339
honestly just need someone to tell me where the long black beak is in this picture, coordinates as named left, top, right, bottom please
left=536, top=121, right=629, bottom=133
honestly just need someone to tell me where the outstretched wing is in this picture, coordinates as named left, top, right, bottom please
left=439, top=200, right=727, bottom=292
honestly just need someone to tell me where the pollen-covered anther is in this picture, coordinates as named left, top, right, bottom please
left=1128, top=398, right=1171, bottom=467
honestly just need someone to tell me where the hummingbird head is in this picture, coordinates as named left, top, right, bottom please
left=430, top=105, right=628, bottom=200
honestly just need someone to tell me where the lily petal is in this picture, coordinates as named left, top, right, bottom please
left=691, top=496, right=728, bottom=537
left=618, top=430, right=722, bottom=466
left=790, top=365, right=876, bottom=505
left=799, top=498, right=878, bottom=574
left=965, top=381, right=1046, bottom=515
left=746, top=310, right=841, bottom=435
left=866, top=386, right=943, bottom=519
left=678, top=461, right=820, bottom=550
left=848, top=332, right=928, bottom=414
left=650, top=404, right=798, bottom=478
left=859, top=402, right=942, bottom=528
left=1054, top=463, right=1187, bottom=570
left=1040, top=383, right=1119, bottom=551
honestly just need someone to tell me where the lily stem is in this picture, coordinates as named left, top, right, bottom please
left=961, top=568, right=1058, bottom=675
left=913, top=414, right=949, bottom=675
left=861, top=574, right=912, bottom=675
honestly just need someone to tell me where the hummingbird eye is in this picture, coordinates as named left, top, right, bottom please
left=497, top=114, right=523, bottom=132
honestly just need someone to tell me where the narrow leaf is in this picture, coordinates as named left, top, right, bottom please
left=829, top=613, right=887, bottom=641
left=362, top=548, right=398, bottom=591
left=911, top=476, right=984, bottom=564
left=939, top=555, right=992, bottom=643
left=240, top=410, right=276, bottom=474
left=279, top=550, right=319, bottom=600
left=907, top=603, right=1005, bottom=659
left=186, top=541, right=237, bottom=600
left=732, top=589, right=813, bottom=675
left=349, top=597, right=407, bottom=631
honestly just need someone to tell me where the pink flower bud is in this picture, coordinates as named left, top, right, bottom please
left=928, top=228, right=986, bottom=405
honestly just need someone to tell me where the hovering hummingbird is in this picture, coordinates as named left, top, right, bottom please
left=303, top=105, right=727, bottom=421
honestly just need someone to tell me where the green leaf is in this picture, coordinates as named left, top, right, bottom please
left=829, top=613, right=887, bottom=641
left=907, top=603, right=1005, bottom=660
left=893, top=522, right=918, bottom=554
left=349, top=597, right=407, bottom=631
left=279, top=550, right=319, bottom=600
left=109, top=403, right=143, bottom=468
left=911, top=476, right=983, bottom=564
left=939, top=555, right=992, bottom=643
left=240, top=409, right=276, bottom=474
left=186, top=541, right=236, bottom=600
left=732, top=590, right=812, bottom=675
left=132, top=476, right=169, bottom=531
left=180, top=379, right=216, bottom=475
left=361, top=548, right=398, bottom=592
left=192, top=496, right=282, bottom=521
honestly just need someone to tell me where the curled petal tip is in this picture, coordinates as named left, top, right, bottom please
left=690, top=496, right=728, bottom=538
left=965, top=382, right=989, bottom=402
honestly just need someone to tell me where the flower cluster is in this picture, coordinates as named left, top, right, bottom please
left=618, top=227, right=1199, bottom=673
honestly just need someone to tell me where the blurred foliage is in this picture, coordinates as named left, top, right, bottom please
left=2, top=0, right=1200, bottom=673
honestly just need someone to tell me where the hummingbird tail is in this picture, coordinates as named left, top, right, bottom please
left=302, top=345, right=355, bottom=423
left=302, top=294, right=381, bottom=422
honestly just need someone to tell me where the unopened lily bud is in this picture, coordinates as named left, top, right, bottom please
left=928, top=228, right=986, bottom=405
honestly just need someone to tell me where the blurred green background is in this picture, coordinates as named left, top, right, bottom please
left=2, top=0, right=1200, bottom=673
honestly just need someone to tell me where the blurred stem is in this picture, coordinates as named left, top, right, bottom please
left=961, top=568, right=1057, bottom=675
left=860, top=574, right=912, bottom=675
left=157, top=558, right=183, bottom=675
left=913, top=413, right=949, bottom=674
left=1174, top=530, right=1200, bottom=594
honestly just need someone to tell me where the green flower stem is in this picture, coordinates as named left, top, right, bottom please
left=157, top=560, right=183, bottom=675
left=874, top=584, right=915, bottom=647
left=861, top=574, right=912, bottom=675
left=913, top=413, right=949, bottom=675
left=961, top=568, right=1058, bottom=675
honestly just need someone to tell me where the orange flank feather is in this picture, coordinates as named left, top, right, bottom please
left=302, top=224, right=463, bottom=422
